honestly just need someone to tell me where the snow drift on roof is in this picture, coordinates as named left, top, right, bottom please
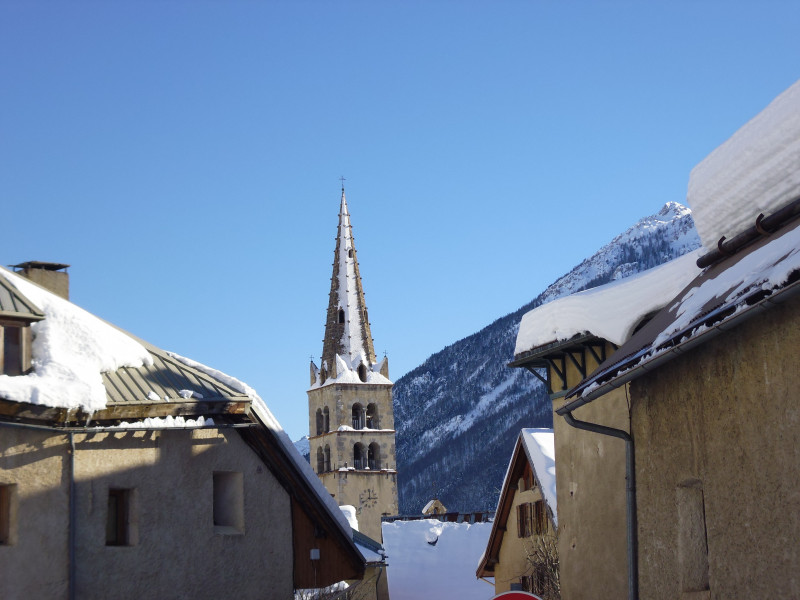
left=515, top=249, right=703, bottom=355
left=382, top=519, right=491, bottom=600
left=688, top=79, right=800, bottom=251
left=521, top=428, right=557, bottom=526
left=0, top=267, right=153, bottom=411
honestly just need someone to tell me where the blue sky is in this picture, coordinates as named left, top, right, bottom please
left=3, top=1, right=799, bottom=440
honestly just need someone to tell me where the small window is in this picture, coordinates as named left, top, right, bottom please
left=0, top=484, right=17, bottom=545
left=517, top=502, right=532, bottom=538
left=348, top=248, right=353, bottom=258
left=352, top=403, right=364, bottom=430
left=1, top=325, right=23, bottom=376
left=358, top=363, right=368, bottom=383
left=324, top=445, right=331, bottom=472
left=106, top=488, right=136, bottom=546
left=323, top=407, right=330, bottom=432
left=353, top=443, right=366, bottom=470
left=338, top=309, right=345, bottom=324
left=213, top=472, right=244, bottom=535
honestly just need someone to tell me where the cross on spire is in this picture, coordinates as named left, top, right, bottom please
left=339, top=176, right=346, bottom=191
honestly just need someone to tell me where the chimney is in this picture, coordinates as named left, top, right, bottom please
left=11, top=261, right=70, bottom=300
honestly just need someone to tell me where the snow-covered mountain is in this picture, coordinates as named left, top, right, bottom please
left=393, top=202, right=701, bottom=514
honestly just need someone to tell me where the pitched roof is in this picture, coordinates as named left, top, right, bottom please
left=0, top=275, right=45, bottom=322
left=514, top=250, right=703, bottom=358
left=476, top=428, right=555, bottom=578
left=313, top=189, right=390, bottom=386
left=561, top=215, right=800, bottom=413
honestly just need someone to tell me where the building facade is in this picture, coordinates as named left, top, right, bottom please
left=308, top=190, right=399, bottom=542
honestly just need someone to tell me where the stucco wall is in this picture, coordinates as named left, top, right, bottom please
left=547, top=340, right=628, bottom=600
left=494, top=486, right=553, bottom=594
left=630, top=293, right=800, bottom=599
left=0, top=426, right=293, bottom=600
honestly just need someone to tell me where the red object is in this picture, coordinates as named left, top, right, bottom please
left=491, top=592, right=543, bottom=600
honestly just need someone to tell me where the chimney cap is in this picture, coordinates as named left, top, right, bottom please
left=10, top=261, right=70, bottom=272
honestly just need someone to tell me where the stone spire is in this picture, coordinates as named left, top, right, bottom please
left=320, top=189, right=377, bottom=378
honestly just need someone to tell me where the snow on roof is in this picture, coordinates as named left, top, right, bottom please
left=521, top=428, right=557, bottom=525
left=337, top=194, right=363, bottom=360
left=308, top=353, right=391, bottom=390
left=340, top=505, right=359, bottom=531
left=515, top=249, right=704, bottom=355
left=688, top=79, right=800, bottom=251
left=567, top=217, right=800, bottom=407
left=0, top=267, right=153, bottom=411
left=382, top=519, right=492, bottom=600
left=421, top=499, right=436, bottom=513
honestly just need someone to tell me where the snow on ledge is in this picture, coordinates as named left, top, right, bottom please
left=688, top=78, right=800, bottom=251
left=0, top=267, right=153, bottom=411
left=515, top=249, right=703, bottom=355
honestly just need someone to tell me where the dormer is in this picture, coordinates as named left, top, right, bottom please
left=0, top=276, right=45, bottom=376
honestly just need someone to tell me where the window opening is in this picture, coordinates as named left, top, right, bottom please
left=324, top=445, right=331, bottom=472
left=358, top=363, right=368, bottom=383
left=315, top=409, right=323, bottom=436
left=352, top=403, right=364, bottom=430
left=317, top=448, right=325, bottom=473
left=213, top=472, right=244, bottom=534
left=0, top=484, right=17, bottom=545
left=338, top=308, right=345, bottom=324
left=366, top=403, right=378, bottom=429
left=106, top=488, right=135, bottom=546
left=1, top=325, right=23, bottom=376
left=323, top=407, right=330, bottom=432
left=368, top=442, right=381, bottom=470
left=353, top=443, right=366, bottom=470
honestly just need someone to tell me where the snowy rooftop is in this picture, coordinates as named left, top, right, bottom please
left=382, top=519, right=492, bottom=600
left=521, top=428, right=557, bottom=524
left=566, top=215, right=800, bottom=409
left=514, top=249, right=703, bottom=356
left=688, top=78, right=800, bottom=251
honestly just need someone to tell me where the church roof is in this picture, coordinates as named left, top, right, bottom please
left=315, top=189, right=390, bottom=386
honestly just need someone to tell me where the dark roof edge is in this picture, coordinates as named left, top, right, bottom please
left=509, top=333, right=596, bottom=368
left=558, top=276, right=800, bottom=415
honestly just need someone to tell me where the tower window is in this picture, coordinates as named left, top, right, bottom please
left=324, top=445, right=331, bottom=472
left=366, top=403, right=378, bottom=429
left=348, top=248, right=353, bottom=258
left=353, top=443, right=366, bottom=470
left=106, top=488, right=136, bottom=546
left=317, top=447, right=325, bottom=473
left=0, top=484, right=17, bottom=546
left=368, top=442, right=381, bottom=470
left=213, top=471, right=244, bottom=535
left=352, top=403, right=364, bottom=430
left=358, top=363, right=368, bottom=383
left=315, top=409, right=324, bottom=436
left=338, top=309, right=345, bottom=324
left=323, top=407, right=330, bottom=432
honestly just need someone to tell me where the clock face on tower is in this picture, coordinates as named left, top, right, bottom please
left=359, top=488, right=378, bottom=509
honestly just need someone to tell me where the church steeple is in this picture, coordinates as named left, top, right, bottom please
left=319, top=189, right=382, bottom=381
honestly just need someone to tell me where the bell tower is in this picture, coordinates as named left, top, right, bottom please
left=307, top=187, right=399, bottom=542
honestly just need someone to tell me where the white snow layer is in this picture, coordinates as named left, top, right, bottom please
left=521, top=428, right=557, bottom=526
left=109, top=415, right=215, bottom=429
left=688, top=78, right=800, bottom=251
left=340, top=505, right=359, bottom=531
left=382, top=519, right=492, bottom=600
left=337, top=193, right=366, bottom=363
left=653, top=219, right=800, bottom=348
left=308, top=353, right=392, bottom=389
left=515, top=249, right=703, bottom=355
left=0, top=267, right=153, bottom=411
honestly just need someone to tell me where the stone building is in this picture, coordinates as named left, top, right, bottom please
left=563, top=80, right=800, bottom=599
left=308, top=189, right=399, bottom=543
left=477, top=428, right=557, bottom=597
left=509, top=251, right=701, bottom=600
left=0, top=263, right=365, bottom=599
